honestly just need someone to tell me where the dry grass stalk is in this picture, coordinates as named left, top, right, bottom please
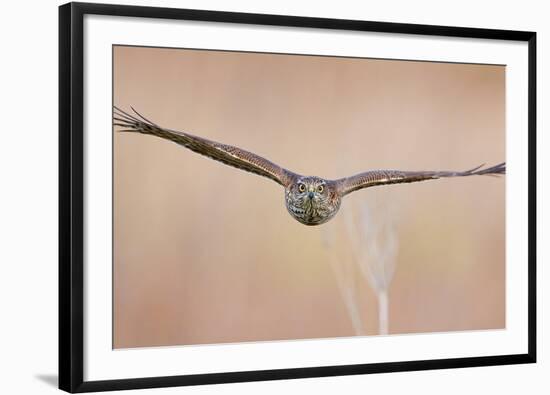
left=322, top=194, right=398, bottom=336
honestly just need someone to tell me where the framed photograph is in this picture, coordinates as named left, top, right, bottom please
left=59, top=2, right=536, bottom=392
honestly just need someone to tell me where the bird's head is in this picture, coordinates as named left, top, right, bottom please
left=284, top=176, right=341, bottom=226
left=293, top=177, right=328, bottom=203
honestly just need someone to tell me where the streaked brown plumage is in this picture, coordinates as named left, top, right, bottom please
left=114, top=107, right=505, bottom=226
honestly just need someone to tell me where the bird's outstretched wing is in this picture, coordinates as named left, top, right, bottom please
left=336, top=163, right=505, bottom=196
left=114, top=107, right=297, bottom=187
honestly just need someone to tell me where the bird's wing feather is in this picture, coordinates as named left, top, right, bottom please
left=114, top=107, right=297, bottom=187
left=336, top=163, right=505, bottom=196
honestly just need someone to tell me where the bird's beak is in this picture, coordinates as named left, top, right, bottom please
left=308, top=191, right=314, bottom=199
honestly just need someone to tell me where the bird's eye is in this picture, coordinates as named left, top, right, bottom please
left=317, top=185, right=324, bottom=193
left=298, top=183, right=306, bottom=192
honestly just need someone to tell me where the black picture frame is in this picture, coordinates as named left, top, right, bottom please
left=59, top=2, right=537, bottom=393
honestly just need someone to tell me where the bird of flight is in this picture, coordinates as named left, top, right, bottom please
left=114, top=107, right=505, bottom=226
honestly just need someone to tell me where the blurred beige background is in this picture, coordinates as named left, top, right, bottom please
left=113, top=45, right=505, bottom=349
